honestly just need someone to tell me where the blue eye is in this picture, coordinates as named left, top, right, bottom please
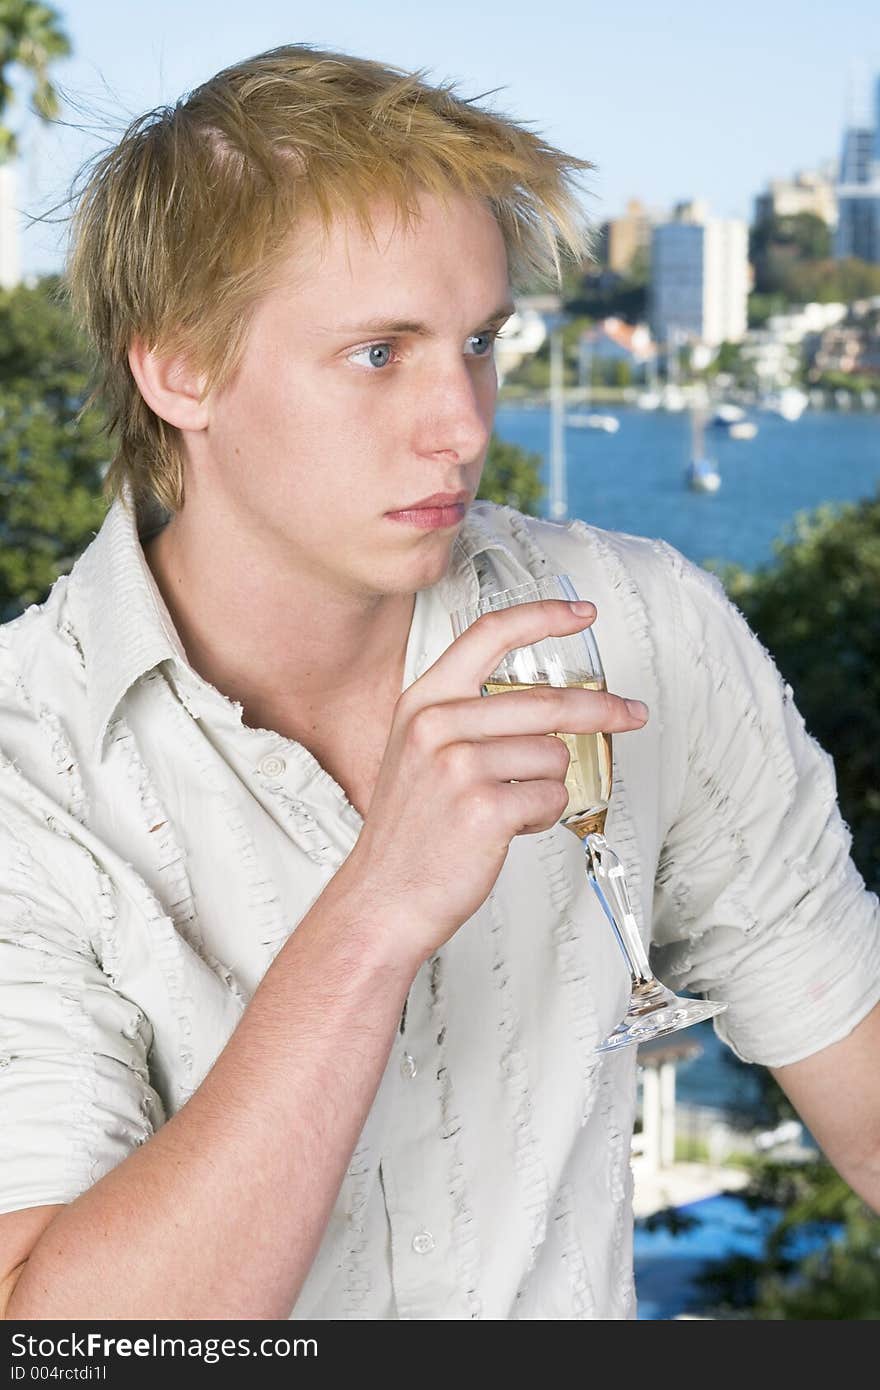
left=348, top=343, right=394, bottom=370
left=466, top=332, right=496, bottom=356
left=347, top=330, right=502, bottom=371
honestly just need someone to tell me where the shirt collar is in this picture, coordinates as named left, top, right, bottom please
left=68, top=478, right=186, bottom=763
left=67, top=480, right=526, bottom=765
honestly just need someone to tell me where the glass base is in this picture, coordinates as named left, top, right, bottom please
left=596, top=980, right=727, bottom=1054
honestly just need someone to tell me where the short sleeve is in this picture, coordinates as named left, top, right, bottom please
left=0, top=789, right=166, bottom=1216
left=649, top=549, right=880, bottom=1067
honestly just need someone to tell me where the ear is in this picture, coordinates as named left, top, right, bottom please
left=128, top=337, right=210, bottom=433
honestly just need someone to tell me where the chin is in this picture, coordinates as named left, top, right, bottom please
left=381, top=543, right=455, bottom=595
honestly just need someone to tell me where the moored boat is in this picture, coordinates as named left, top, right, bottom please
left=728, top=420, right=758, bottom=440
left=565, top=412, right=620, bottom=433
left=686, top=407, right=721, bottom=491
left=762, top=386, right=809, bottom=421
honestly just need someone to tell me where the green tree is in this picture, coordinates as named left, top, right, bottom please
left=705, top=339, right=746, bottom=385
left=750, top=212, right=831, bottom=267
left=718, top=494, right=880, bottom=892
left=747, top=292, right=789, bottom=329
left=477, top=433, right=545, bottom=514
left=696, top=1157, right=880, bottom=1319
left=786, top=257, right=880, bottom=304
left=610, top=359, right=631, bottom=389
left=0, top=272, right=88, bottom=387
left=0, top=278, right=109, bottom=621
left=0, top=0, right=70, bottom=161
left=565, top=271, right=648, bottom=327
left=748, top=210, right=880, bottom=305
left=750, top=212, right=832, bottom=298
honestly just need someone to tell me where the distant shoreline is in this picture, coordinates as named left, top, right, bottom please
left=498, top=383, right=880, bottom=411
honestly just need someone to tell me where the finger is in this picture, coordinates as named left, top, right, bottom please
left=495, top=778, right=572, bottom=836
left=420, top=686, right=649, bottom=743
left=443, top=733, right=573, bottom=786
left=425, top=600, right=598, bottom=701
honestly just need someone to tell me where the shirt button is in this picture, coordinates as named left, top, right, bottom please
left=400, top=1052, right=418, bottom=1079
left=412, top=1229, right=435, bottom=1255
left=259, top=754, right=286, bottom=779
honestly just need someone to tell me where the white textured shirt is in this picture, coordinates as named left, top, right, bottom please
left=1, top=481, right=879, bottom=1320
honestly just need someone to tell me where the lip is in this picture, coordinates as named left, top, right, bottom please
left=389, top=492, right=470, bottom=511
left=385, top=491, right=470, bottom=530
left=386, top=502, right=467, bottom=530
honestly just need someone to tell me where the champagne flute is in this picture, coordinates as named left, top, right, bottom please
left=450, top=573, right=727, bottom=1053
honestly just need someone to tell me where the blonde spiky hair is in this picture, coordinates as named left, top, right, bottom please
left=66, top=44, right=595, bottom=516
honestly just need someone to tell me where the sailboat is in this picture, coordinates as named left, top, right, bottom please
left=711, top=401, right=758, bottom=440
left=565, top=411, right=620, bottom=433
left=761, top=385, right=809, bottom=421
left=636, top=349, right=661, bottom=410
left=685, top=406, right=721, bottom=492
left=565, top=334, right=620, bottom=433
left=660, top=326, right=687, bottom=411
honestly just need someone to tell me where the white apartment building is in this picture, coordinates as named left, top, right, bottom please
left=754, top=169, right=837, bottom=228
left=492, top=307, right=547, bottom=385
left=0, top=164, right=21, bottom=290
left=650, top=206, right=749, bottom=348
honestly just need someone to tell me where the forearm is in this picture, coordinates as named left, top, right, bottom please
left=7, top=873, right=418, bottom=1320
left=770, top=998, right=880, bottom=1216
left=835, top=1152, right=880, bottom=1215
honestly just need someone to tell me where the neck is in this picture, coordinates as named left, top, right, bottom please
left=142, top=494, right=415, bottom=736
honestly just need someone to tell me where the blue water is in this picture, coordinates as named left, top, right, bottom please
left=635, top=1195, right=776, bottom=1320
left=494, top=404, right=880, bottom=572
left=634, top=1193, right=839, bottom=1320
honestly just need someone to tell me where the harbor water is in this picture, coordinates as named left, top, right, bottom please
left=494, top=403, right=880, bottom=573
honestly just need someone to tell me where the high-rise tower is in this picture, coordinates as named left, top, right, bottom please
left=834, top=72, right=880, bottom=264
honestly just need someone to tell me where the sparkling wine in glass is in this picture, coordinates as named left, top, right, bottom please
left=450, top=572, right=727, bottom=1053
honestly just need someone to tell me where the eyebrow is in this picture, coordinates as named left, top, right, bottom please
left=321, top=302, right=517, bottom=338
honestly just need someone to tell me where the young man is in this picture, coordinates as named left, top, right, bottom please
left=1, top=45, right=878, bottom=1321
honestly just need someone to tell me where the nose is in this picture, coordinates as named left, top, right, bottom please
left=413, top=354, right=494, bottom=464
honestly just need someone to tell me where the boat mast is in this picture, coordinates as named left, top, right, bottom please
left=579, top=331, right=593, bottom=407
left=668, top=324, right=679, bottom=386
left=549, top=317, right=567, bottom=520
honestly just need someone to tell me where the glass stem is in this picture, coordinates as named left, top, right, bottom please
left=584, top=832, right=653, bottom=988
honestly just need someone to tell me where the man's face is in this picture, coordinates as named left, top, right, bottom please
left=200, top=188, right=514, bottom=598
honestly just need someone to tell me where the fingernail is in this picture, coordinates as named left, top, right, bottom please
left=625, top=699, right=649, bottom=720
left=569, top=601, right=595, bottom=616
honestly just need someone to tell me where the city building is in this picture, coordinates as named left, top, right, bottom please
left=734, top=302, right=849, bottom=392
left=739, top=331, right=802, bottom=388
left=840, top=125, right=874, bottom=183
left=807, top=307, right=880, bottom=378
left=649, top=201, right=749, bottom=347
left=0, top=164, right=21, bottom=290
left=834, top=73, right=880, bottom=263
left=604, top=198, right=652, bottom=275
left=753, top=169, right=837, bottom=228
left=491, top=306, right=547, bottom=385
left=578, top=316, right=656, bottom=381
left=810, top=323, right=869, bottom=375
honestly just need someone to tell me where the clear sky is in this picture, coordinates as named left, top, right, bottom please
left=11, top=0, right=880, bottom=277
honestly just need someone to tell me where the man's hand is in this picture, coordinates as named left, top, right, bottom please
left=335, top=598, right=649, bottom=970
